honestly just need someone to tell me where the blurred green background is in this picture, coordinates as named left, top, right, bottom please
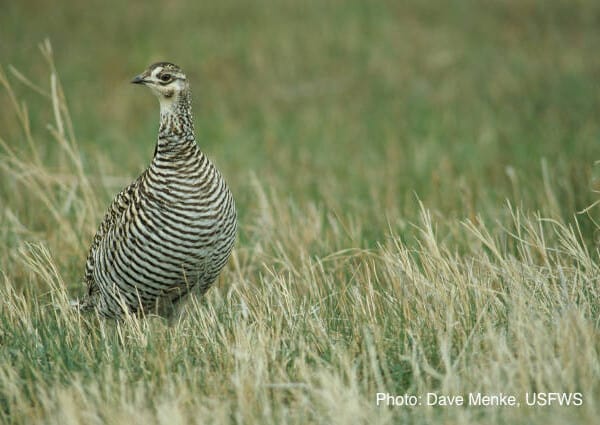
left=2, top=0, right=600, bottom=245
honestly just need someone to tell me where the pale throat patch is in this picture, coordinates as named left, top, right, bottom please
left=159, top=98, right=176, bottom=115
left=157, top=81, right=186, bottom=114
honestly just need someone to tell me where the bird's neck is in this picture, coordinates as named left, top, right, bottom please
left=155, top=91, right=197, bottom=158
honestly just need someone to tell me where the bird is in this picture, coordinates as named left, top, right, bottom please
left=77, top=62, right=237, bottom=319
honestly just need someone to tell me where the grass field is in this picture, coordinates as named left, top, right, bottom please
left=1, top=0, right=599, bottom=423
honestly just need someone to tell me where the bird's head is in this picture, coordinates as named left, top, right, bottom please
left=131, top=62, right=189, bottom=113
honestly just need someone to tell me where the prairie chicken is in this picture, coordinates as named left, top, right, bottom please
left=79, top=62, right=237, bottom=318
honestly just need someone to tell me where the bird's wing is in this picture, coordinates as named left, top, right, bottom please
left=83, top=173, right=145, bottom=295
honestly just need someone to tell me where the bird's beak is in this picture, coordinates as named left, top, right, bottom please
left=131, top=74, right=148, bottom=85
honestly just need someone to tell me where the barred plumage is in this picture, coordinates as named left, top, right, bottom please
left=79, top=62, right=236, bottom=318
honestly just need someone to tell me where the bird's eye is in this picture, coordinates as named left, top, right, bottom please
left=159, top=74, right=172, bottom=82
